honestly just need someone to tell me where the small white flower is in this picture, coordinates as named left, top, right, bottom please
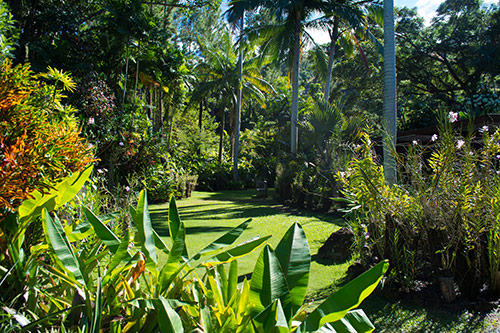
left=412, top=140, right=418, bottom=145
left=448, top=112, right=459, bottom=123
left=92, top=184, right=98, bottom=191
left=457, top=139, right=465, bottom=149
left=119, top=142, right=124, bottom=146
left=480, top=125, right=489, bottom=133
left=468, top=151, right=474, bottom=156
left=431, top=134, right=438, bottom=142
left=97, top=169, right=104, bottom=174
left=87, top=117, right=95, bottom=125
left=125, top=186, right=130, bottom=192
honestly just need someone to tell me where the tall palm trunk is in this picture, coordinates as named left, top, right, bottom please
left=290, top=14, right=301, bottom=154
left=324, top=16, right=339, bottom=104
left=233, top=15, right=244, bottom=181
left=383, top=0, right=397, bottom=184
left=219, top=106, right=225, bottom=163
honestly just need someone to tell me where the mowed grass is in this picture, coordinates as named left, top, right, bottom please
left=149, top=188, right=353, bottom=298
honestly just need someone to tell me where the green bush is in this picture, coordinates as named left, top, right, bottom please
left=338, top=117, right=500, bottom=297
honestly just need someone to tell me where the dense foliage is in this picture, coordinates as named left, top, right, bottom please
left=339, top=116, right=500, bottom=297
left=0, top=61, right=94, bottom=218
left=0, top=169, right=387, bottom=331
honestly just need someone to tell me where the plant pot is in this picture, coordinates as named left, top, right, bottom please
left=438, top=276, right=456, bottom=302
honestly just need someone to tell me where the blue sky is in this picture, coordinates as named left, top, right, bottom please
left=307, top=0, right=499, bottom=44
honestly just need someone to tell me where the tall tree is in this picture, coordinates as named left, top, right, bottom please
left=383, top=0, right=397, bottom=184
left=227, top=0, right=327, bottom=154
left=317, top=0, right=376, bottom=103
left=191, top=31, right=272, bottom=162
left=233, top=13, right=245, bottom=181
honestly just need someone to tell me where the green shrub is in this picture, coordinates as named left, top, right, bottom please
left=0, top=61, right=95, bottom=219
left=339, top=117, right=500, bottom=297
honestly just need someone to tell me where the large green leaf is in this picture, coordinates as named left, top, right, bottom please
left=203, top=235, right=271, bottom=266
left=275, top=222, right=310, bottom=315
left=42, top=209, right=85, bottom=287
left=303, top=260, right=388, bottom=331
left=158, top=220, right=187, bottom=294
left=133, top=191, right=158, bottom=269
left=168, top=195, right=188, bottom=259
left=104, top=229, right=134, bottom=281
left=227, top=260, right=238, bottom=305
left=249, top=245, right=290, bottom=315
left=19, top=166, right=93, bottom=224
left=82, top=206, right=120, bottom=254
left=329, top=309, right=375, bottom=333
left=197, top=219, right=252, bottom=258
left=155, top=296, right=184, bottom=333
left=90, top=276, right=102, bottom=333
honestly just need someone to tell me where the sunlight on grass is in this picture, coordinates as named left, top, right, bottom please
left=150, top=189, right=347, bottom=298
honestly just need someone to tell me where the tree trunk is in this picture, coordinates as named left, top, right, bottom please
left=121, top=46, right=129, bottom=114
left=198, top=100, right=203, bottom=156
left=324, top=17, right=339, bottom=104
left=133, top=58, right=140, bottom=108
left=218, top=107, right=225, bottom=163
left=233, top=14, right=244, bottom=181
left=290, top=14, right=301, bottom=154
left=229, top=104, right=235, bottom=159
left=383, top=0, right=397, bottom=184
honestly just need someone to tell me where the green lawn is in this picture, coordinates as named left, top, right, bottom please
left=149, top=189, right=500, bottom=332
left=149, top=188, right=353, bottom=298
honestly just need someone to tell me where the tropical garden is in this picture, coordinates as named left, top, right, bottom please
left=1, top=0, right=500, bottom=331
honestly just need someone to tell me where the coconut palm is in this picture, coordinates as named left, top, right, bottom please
left=317, top=0, right=382, bottom=103
left=383, top=0, right=397, bottom=184
left=227, top=0, right=328, bottom=154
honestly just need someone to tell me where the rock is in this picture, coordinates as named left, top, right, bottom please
left=318, top=227, right=354, bottom=262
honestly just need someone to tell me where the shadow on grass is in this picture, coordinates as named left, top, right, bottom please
left=310, top=253, right=351, bottom=266
left=362, top=295, right=488, bottom=332
left=175, top=206, right=282, bottom=220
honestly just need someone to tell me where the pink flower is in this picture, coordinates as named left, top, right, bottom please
left=448, top=112, right=459, bottom=123
left=87, top=117, right=95, bottom=125
left=125, top=186, right=130, bottom=192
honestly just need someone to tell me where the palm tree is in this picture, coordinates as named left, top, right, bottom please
left=317, top=0, right=381, bottom=103
left=191, top=31, right=273, bottom=162
left=383, top=0, right=397, bottom=184
left=233, top=13, right=245, bottom=181
left=227, top=0, right=327, bottom=154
